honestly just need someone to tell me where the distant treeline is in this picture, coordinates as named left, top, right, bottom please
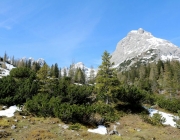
left=118, top=60, right=180, bottom=96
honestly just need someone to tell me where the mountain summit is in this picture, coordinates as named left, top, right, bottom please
left=111, top=28, right=180, bottom=68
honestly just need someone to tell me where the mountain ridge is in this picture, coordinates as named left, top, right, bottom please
left=111, top=28, right=180, bottom=69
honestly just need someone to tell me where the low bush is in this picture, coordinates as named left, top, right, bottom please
left=141, top=113, right=166, bottom=126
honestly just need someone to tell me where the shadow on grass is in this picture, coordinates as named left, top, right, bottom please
left=115, top=103, right=149, bottom=114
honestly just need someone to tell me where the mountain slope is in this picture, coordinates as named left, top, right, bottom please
left=62, top=62, right=97, bottom=78
left=0, top=57, right=45, bottom=78
left=111, top=28, right=180, bottom=69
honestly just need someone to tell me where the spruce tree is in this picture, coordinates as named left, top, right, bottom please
left=3, top=52, right=7, bottom=63
left=59, top=68, right=62, bottom=79
left=89, top=66, right=95, bottom=84
left=149, top=63, right=158, bottom=92
left=54, top=63, right=59, bottom=78
left=37, top=63, right=50, bottom=93
left=68, top=63, right=75, bottom=83
left=63, top=68, right=67, bottom=77
left=50, top=64, right=55, bottom=77
left=95, top=51, right=119, bottom=104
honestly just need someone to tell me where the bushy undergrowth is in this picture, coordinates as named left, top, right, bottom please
left=157, top=96, right=180, bottom=113
left=141, top=113, right=166, bottom=126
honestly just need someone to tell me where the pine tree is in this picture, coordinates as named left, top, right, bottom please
left=31, top=62, right=40, bottom=72
left=157, top=66, right=164, bottom=90
left=54, top=63, right=59, bottom=78
left=68, top=63, right=75, bottom=83
left=63, top=68, right=67, bottom=77
left=74, top=68, right=85, bottom=84
left=11, top=56, right=15, bottom=65
left=50, top=64, right=55, bottom=77
left=17, top=60, right=25, bottom=68
left=149, top=63, right=158, bottom=92
left=89, top=66, right=95, bottom=84
left=37, top=63, right=50, bottom=93
left=37, top=64, right=49, bottom=81
left=59, top=68, right=62, bottom=79
left=163, top=62, right=173, bottom=93
left=3, top=52, right=7, bottom=63
left=27, top=59, right=31, bottom=69
left=96, top=51, right=120, bottom=104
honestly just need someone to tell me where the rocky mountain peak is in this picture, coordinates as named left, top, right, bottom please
left=111, top=28, right=180, bottom=70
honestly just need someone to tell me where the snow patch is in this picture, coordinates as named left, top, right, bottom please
left=0, top=105, right=21, bottom=118
left=143, top=56, right=152, bottom=59
left=148, top=108, right=177, bottom=127
left=88, top=125, right=107, bottom=135
left=161, top=55, right=180, bottom=61
left=6, top=63, right=15, bottom=70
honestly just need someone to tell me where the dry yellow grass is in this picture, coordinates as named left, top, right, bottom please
left=0, top=110, right=180, bottom=140
left=26, top=128, right=56, bottom=140
left=0, top=118, right=10, bottom=127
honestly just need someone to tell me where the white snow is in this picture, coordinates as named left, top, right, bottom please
left=0, top=105, right=21, bottom=118
left=0, top=67, right=10, bottom=76
left=161, top=55, right=180, bottom=61
left=148, top=108, right=177, bottom=127
left=129, top=30, right=137, bottom=33
left=88, top=125, right=107, bottom=135
left=143, top=56, right=152, bottom=59
left=0, top=62, right=15, bottom=78
left=126, top=50, right=133, bottom=54
left=62, top=62, right=97, bottom=78
left=5, top=63, right=15, bottom=70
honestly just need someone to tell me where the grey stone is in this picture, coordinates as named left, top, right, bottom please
left=11, top=125, right=16, bottom=129
left=62, top=125, right=69, bottom=129
left=23, top=126, right=28, bottom=129
left=109, top=130, right=119, bottom=135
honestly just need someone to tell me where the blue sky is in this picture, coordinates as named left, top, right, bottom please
left=0, top=0, right=180, bottom=68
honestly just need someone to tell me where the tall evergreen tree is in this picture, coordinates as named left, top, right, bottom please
left=54, top=63, right=59, bottom=78
left=3, top=52, right=7, bottom=63
left=50, top=64, right=55, bottom=77
left=17, top=60, right=25, bottom=68
left=63, top=68, right=67, bottom=77
left=149, top=63, right=158, bottom=92
left=68, top=63, right=75, bottom=83
left=89, top=66, right=95, bottom=84
left=59, top=68, right=62, bottom=79
left=96, top=51, right=120, bottom=104
left=74, top=68, right=85, bottom=84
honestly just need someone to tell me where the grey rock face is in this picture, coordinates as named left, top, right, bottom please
left=111, top=28, right=180, bottom=68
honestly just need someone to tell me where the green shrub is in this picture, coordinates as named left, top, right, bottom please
left=142, top=113, right=166, bottom=126
left=157, top=96, right=180, bottom=113
left=69, top=123, right=82, bottom=130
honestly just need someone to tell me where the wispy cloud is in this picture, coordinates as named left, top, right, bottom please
left=170, top=36, right=180, bottom=42
left=0, top=18, right=13, bottom=30
left=0, top=1, right=50, bottom=30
